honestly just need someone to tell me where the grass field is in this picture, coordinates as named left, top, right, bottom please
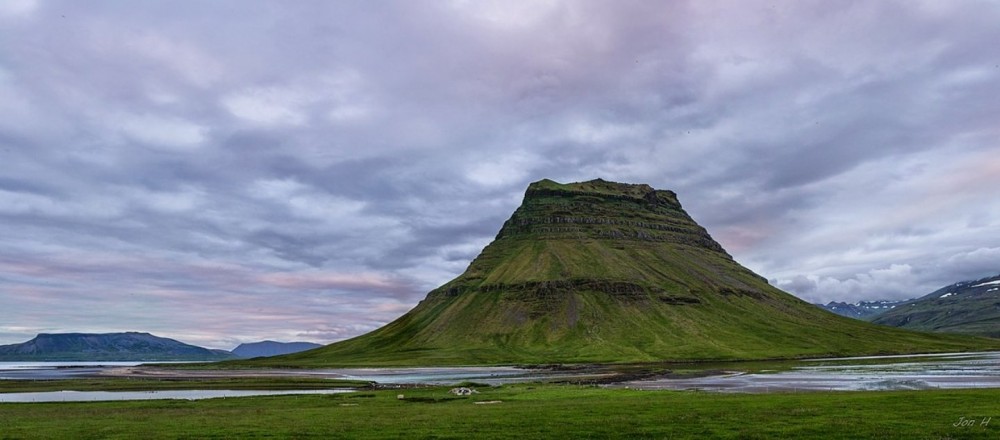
left=1, top=383, right=998, bottom=439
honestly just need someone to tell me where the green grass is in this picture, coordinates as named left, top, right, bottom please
left=1, top=384, right=999, bottom=439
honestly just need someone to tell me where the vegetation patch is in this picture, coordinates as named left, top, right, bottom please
left=1, top=384, right=998, bottom=439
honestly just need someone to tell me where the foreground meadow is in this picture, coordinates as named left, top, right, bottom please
left=1, top=383, right=998, bottom=439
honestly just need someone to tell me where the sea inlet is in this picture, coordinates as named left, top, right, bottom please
left=2, top=351, right=1000, bottom=402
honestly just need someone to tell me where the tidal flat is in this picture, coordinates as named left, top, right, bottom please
left=6, top=351, right=1000, bottom=396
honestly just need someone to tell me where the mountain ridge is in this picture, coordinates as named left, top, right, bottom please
left=816, top=300, right=906, bottom=319
left=871, top=273, right=1000, bottom=337
left=231, top=341, right=322, bottom=358
left=0, top=332, right=236, bottom=361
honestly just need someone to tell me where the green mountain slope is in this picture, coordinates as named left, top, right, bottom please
left=870, top=274, right=1000, bottom=338
left=256, top=179, right=1000, bottom=366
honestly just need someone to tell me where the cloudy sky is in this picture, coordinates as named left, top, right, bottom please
left=1, top=1, right=998, bottom=349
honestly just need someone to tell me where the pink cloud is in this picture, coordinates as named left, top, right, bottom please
left=255, top=271, right=411, bottom=294
left=713, top=223, right=776, bottom=254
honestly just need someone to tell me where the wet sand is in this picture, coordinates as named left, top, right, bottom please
left=8, top=351, right=1000, bottom=393
left=96, top=365, right=614, bottom=386
left=611, top=351, right=1000, bottom=392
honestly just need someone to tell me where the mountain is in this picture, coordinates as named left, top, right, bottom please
left=870, top=274, right=1000, bottom=338
left=231, top=341, right=323, bottom=358
left=816, top=300, right=905, bottom=319
left=250, top=179, right=1000, bottom=366
left=0, top=332, right=236, bottom=361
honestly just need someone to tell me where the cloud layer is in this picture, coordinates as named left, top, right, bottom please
left=2, top=1, right=999, bottom=347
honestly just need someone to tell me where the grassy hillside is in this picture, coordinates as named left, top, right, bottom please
left=247, top=179, right=1000, bottom=367
left=871, top=275, right=1000, bottom=338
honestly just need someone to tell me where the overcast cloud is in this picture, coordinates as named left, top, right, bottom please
left=1, top=1, right=999, bottom=348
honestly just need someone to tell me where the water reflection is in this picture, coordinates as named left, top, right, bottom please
left=0, top=362, right=194, bottom=380
left=614, top=352, right=1000, bottom=392
left=4, top=352, right=1000, bottom=395
left=320, top=366, right=605, bottom=385
left=0, top=362, right=145, bottom=380
left=0, top=389, right=354, bottom=403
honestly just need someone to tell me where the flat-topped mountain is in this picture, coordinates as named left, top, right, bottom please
left=0, top=332, right=236, bottom=361
left=871, top=274, right=1000, bottom=338
left=231, top=341, right=322, bottom=358
left=255, top=179, right=1000, bottom=366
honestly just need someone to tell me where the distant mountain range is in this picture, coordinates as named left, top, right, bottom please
left=0, top=332, right=326, bottom=361
left=231, top=341, right=322, bottom=358
left=816, top=300, right=906, bottom=319
left=0, top=332, right=236, bottom=361
left=871, top=274, right=1000, bottom=338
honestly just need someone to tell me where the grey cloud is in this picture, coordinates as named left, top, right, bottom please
left=776, top=275, right=818, bottom=296
left=941, top=248, right=1000, bottom=284
left=1, top=1, right=999, bottom=346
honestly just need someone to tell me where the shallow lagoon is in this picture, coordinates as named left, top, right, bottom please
left=313, top=351, right=1000, bottom=392
left=3, top=352, right=1000, bottom=401
left=311, top=366, right=606, bottom=385
left=0, top=389, right=354, bottom=403
left=0, top=362, right=145, bottom=380
left=613, top=351, right=1000, bottom=392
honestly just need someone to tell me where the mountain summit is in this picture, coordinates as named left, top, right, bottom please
left=264, top=179, right=998, bottom=366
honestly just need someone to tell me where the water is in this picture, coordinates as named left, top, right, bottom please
left=0, top=389, right=354, bottom=403
left=5, top=352, right=1000, bottom=397
left=613, top=351, right=1000, bottom=392
left=75, top=365, right=608, bottom=386
left=0, top=362, right=189, bottom=380
left=0, top=363, right=549, bottom=383
left=314, top=366, right=563, bottom=385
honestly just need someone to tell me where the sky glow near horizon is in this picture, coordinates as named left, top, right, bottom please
left=1, top=1, right=999, bottom=349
